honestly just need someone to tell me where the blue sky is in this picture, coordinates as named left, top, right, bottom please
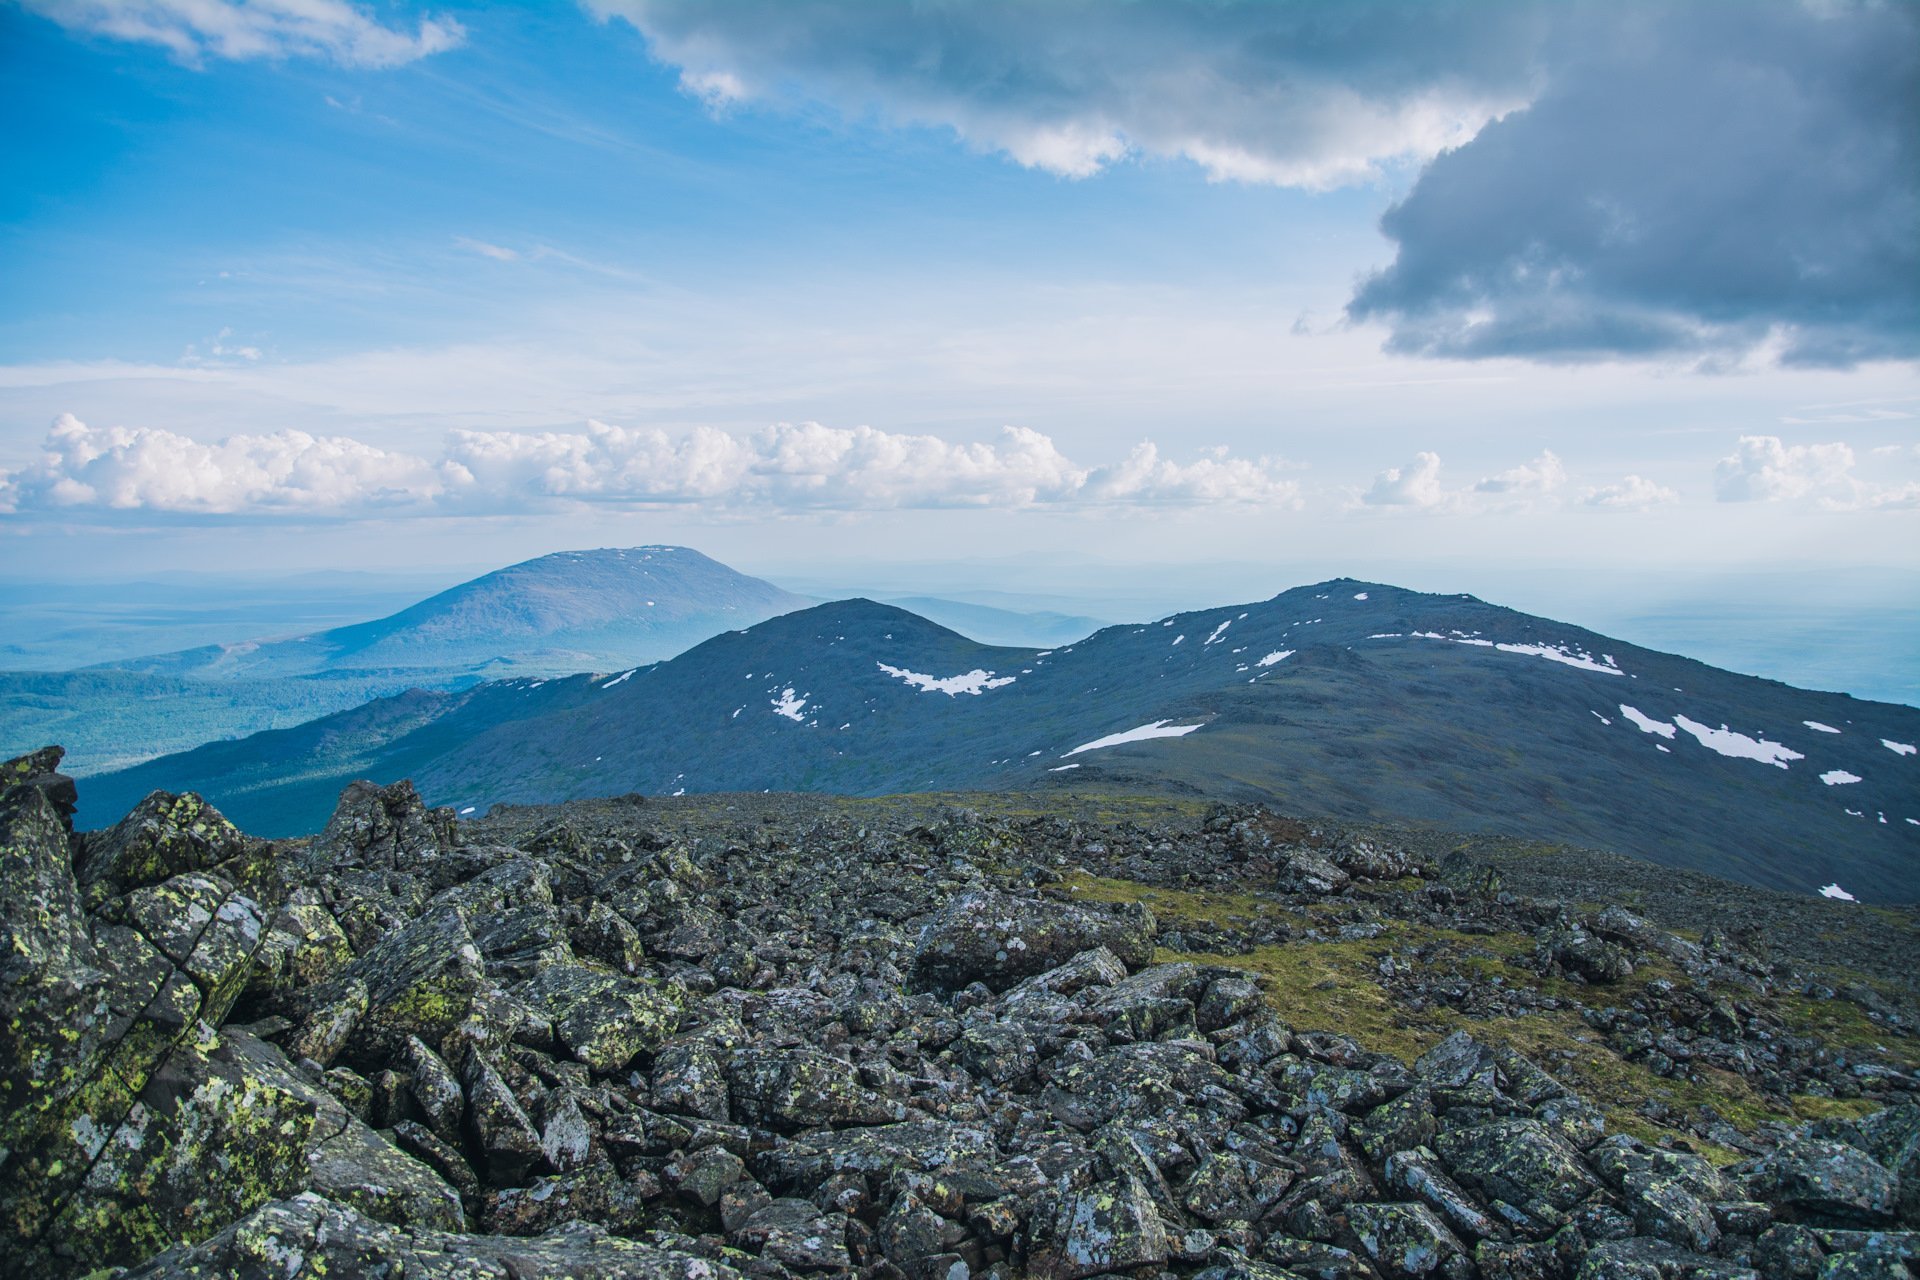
left=1, top=0, right=1917, bottom=594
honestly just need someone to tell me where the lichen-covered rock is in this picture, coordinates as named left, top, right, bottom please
left=308, top=1111, right=468, bottom=1230
left=1348, top=1201, right=1472, bottom=1279
left=305, top=777, right=460, bottom=876
left=309, top=906, right=485, bottom=1063
left=730, top=1196, right=853, bottom=1271
left=910, top=889, right=1155, bottom=993
left=517, top=963, right=681, bottom=1073
left=1030, top=1175, right=1172, bottom=1280
left=1384, top=1147, right=1502, bottom=1241
left=1, top=745, right=77, bottom=827
left=245, top=902, right=354, bottom=1006
left=1182, top=1148, right=1296, bottom=1223
left=483, top=1163, right=653, bottom=1237
left=403, top=1033, right=466, bottom=1143
left=465, top=1053, right=546, bottom=1185
left=1538, top=924, right=1635, bottom=984
left=574, top=899, right=646, bottom=974
left=76, top=791, right=253, bottom=908
left=35, top=1027, right=316, bottom=1276
left=1746, top=1136, right=1899, bottom=1227
left=1436, top=1118, right=1604, bottom=1221
left=729, top=1047, right=911, bottom=1129
left=0, top=782, right=109, bottom=1143
left=1573, top=1235, right=1759, bottom=1278
left=758, top=1121, right=998, bottom=1193
left=669, top=1144, right=747, bottom=1207
left=119, top=1191, right=744, bottom=1279
left=652, top=1038, right=733, bottom=1121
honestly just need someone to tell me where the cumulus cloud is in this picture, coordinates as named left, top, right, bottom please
left=1709, top=434, right=1920, bottom=510
left=585, top=0, right=1545, bottom=190
left=1362, top=451, right=1448, bottom=509
left=0, top=414, right=447, bottom=514
left=1473, top=450, right=1565, bottom=496
left=1350, top=3, right=1919, bottom=367
left=1579, top=476, right=1678, bottom=509
left=1363, top=449, right=1564, bottom=512
left=20, top=0, right=464, bottom=68
left=1082, top=442, right=1300, bottom=507
left=0, top=415, right=1299, bottom=518
left=1713, top=436, right=1858, bottom=504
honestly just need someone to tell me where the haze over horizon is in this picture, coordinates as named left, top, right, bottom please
left=3, top=0, right=1916, bottom=639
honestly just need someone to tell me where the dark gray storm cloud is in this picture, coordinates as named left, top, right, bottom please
left=1349, top=3, right=1919, bottom=367
left=592, top=0, right=1917, bottom=368
left=588, top=0, right=1550, bottom=187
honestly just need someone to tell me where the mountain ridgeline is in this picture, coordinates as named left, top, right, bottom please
left=81, top=580, right=1920, bottom=903
left=97, top=545, right=812, bottom=679
left=0, top=546, right=811, bottom=775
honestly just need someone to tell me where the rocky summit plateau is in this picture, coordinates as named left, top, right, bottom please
left=3, top=744, right=1918, bottom=1280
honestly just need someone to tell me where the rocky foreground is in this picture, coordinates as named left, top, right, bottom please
left=2, top=747, right=1917, bottom=1280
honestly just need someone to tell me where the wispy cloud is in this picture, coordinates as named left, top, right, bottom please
left=23, top=0, right=464, bottom=69
left=0, top=415, right=1300, bottom=518
left=20, top=0, right=465, bottom=68
left=454, top=237, right=520, bottom=263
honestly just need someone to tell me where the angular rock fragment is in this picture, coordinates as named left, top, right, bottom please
left=518, top=963, right=681, bottom=1073
left=910, top=889, right=1155, bottom=993
left=1030, top=1175, right=1172, bottom=1280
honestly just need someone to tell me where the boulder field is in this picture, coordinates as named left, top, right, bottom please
left=1, top=747, right=1915, bottom=1279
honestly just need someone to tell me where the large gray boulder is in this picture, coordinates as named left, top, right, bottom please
left=910, top=889, right=1155, bottom=993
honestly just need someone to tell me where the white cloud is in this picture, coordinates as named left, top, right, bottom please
left=1713, top=434, right=1920, bottom=510
left=586, top=0, right=1541, bottom=190
left=1580, top=475, right=1678, bottom=509
left=1082, top=442, right=1300, bottom=507
left=21, top=0, right=464, bottom=69
left=0, top=413, right=446, bottom=514
left=1362, top=451, right=1448, bottom=509
left=455, top=237, right=520, bottom=263
left=1713, top=435, right=1857, bottom=503
left=1474, top=450, right=1565, bottom=496
left=1363, top=449, right=1564, bottom=512
left=0, top=414, right=1300, bottom=518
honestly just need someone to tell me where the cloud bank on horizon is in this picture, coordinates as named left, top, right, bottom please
left=10, top=414, right=1912, bottom=523
left=0, top=415, right=1304, bottom=517
left=595, top=0, right=1919, bottom=369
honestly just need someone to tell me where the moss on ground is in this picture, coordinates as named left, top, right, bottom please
left=1061, top=869, right=1910, bottom=1161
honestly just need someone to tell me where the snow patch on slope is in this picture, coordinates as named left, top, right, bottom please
left=877, top=663, right=1015, bottom=696
left=1619, top=705, right=1677, bottom=739
left=1671, top=715, right=1804, bottom=769
left=1406, top=632, right=1622, bottom=675
left=1065, top=720, right=1205, bottom=757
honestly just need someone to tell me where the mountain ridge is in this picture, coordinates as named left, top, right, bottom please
left=79, top=578, right=1920, bottom=902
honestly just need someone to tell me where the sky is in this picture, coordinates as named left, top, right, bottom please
left=1, top=0, right=1918, bottom=606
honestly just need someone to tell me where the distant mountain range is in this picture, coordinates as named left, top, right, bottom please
left=80, top=580, right=1920, bottom=903
left=96, top=545, right=810, bottom=679
left=0, top=547, right=809, bottom=773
